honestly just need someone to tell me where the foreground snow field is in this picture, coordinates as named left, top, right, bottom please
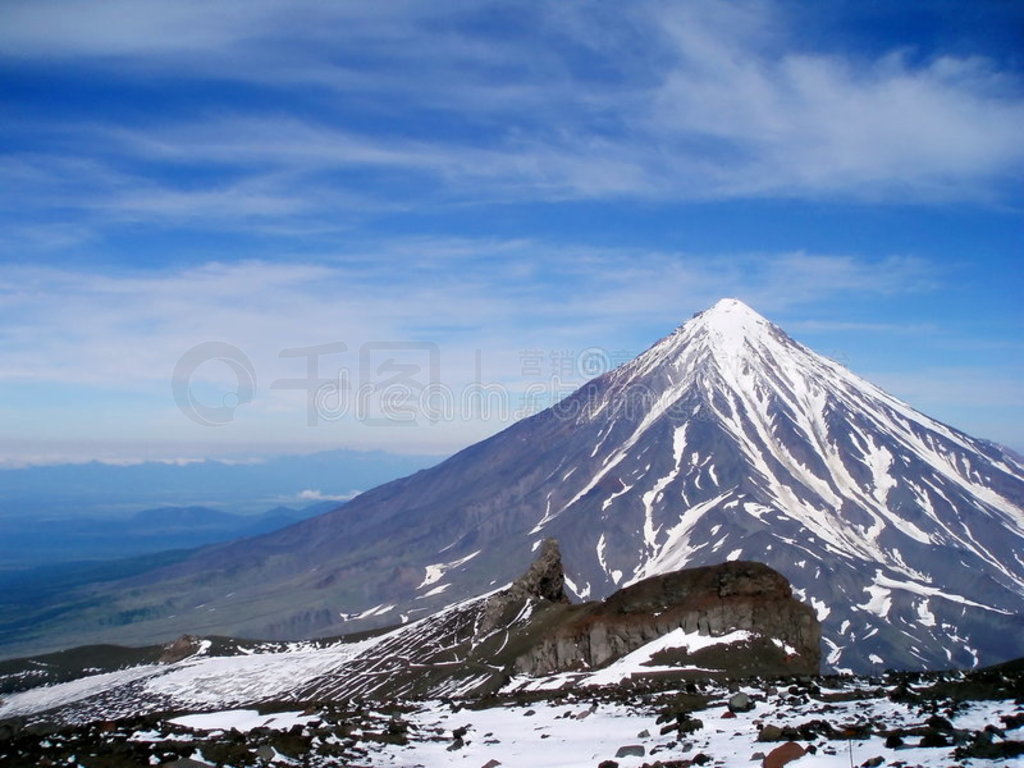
left=362, top=684, right=1024, bottom=768
left=2, top=667, right=1022, bottom=767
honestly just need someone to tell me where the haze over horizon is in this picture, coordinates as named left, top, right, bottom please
left=1, top=0, right=1022, bottom=466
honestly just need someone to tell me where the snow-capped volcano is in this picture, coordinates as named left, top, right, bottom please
left=539, top=297, right=1024, bottom=670
left=11, top=299, right=1024, bottom=672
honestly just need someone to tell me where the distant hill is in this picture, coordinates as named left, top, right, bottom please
left=0, top=501, right=339, bottom=569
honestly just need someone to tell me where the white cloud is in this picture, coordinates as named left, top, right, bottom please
left=648, top=17, right=1024, bottom=200
left=1, top=2, right=1020, bottom=457
left=297, top=489, right=360, bottom=502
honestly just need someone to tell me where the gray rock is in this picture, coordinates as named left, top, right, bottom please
left=728, top=692, right=755, bottom=713
left=614, top=744, right=645, bottom=758
left=256, top=745, right=276, bottom=761
left=478, top=539, right=568, bottom=636
left=158, top=635, right=203, bottom=664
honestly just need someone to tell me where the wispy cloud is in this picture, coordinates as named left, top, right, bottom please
left=2, top=0, right=1022, bottom=251
left=644, top=3, right=1024, bottom=201
left=0, top=246, right=939, bottom=387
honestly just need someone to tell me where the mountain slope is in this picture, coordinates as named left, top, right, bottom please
left=9, top=299, right=1024, bottom=672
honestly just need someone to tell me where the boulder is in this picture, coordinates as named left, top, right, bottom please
left=728, top=692, right=755, bottom=713
left=762, top=741, right=805, bottom=768
left=158, top=635, right=203, bottom=664
left=614, top=744, right=645, bottom=758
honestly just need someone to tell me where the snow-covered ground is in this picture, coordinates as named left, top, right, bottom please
left=0, top=634, right=388, bottom=721
left=361, top=685, right=1023, bottom=768
left=167, top=708, right=318, bottom=732
left=503, top=627, right=757, bottom=692
left=3, top=656, right=1022, bottom=768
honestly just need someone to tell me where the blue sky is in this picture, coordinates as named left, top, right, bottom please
left=1, top=0, right=1022, bottom=465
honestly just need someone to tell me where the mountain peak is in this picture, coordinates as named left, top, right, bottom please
left=632, top=298, right=786, bottom=380
left=690, top=297, right=773, bottom=338
left=704, top=297, right=759, bottom=315
left=622, top=298, right=789, bottom=385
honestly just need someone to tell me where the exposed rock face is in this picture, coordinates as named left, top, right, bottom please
left=507, top=538, right=569, bottom=604
left=515, top=561, right=820, bottom=677
left=478, top=538, right=568, bottom=636
left=296, top=551, right=821, bottom=699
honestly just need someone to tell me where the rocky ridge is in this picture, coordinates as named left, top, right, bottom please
left=517, top=560, right=819, bottom=678
left=0, top=546, right=818, bottom=724
left=3, top=549, right=1022, bottom=768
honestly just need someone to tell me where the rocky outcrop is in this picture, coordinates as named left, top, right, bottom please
left=2, top=548, right=821, bottom=716
left=157, top=635, right=202, bottom=664
left=296, top=547, right=820, bottom=701
left=477, top=538, right=568, bottom=636
left=506, top=538, right=569, bottom=604
left=514, top=560, right=820, bottom=678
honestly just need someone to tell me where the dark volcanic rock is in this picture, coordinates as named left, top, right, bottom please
left=615, top=744, right=645, bottom=758
left=478, top=539, right=567, bottom=635
left=508, top=538, right=568, bottom=604
left=294, top=550, right=820, bottom=701
left=514, top=561, right=820, bottom=678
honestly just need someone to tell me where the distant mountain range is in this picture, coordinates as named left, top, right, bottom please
left=4, top=299, right=1023, bottom=672
left=0, top=448, right=438, bottom=519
